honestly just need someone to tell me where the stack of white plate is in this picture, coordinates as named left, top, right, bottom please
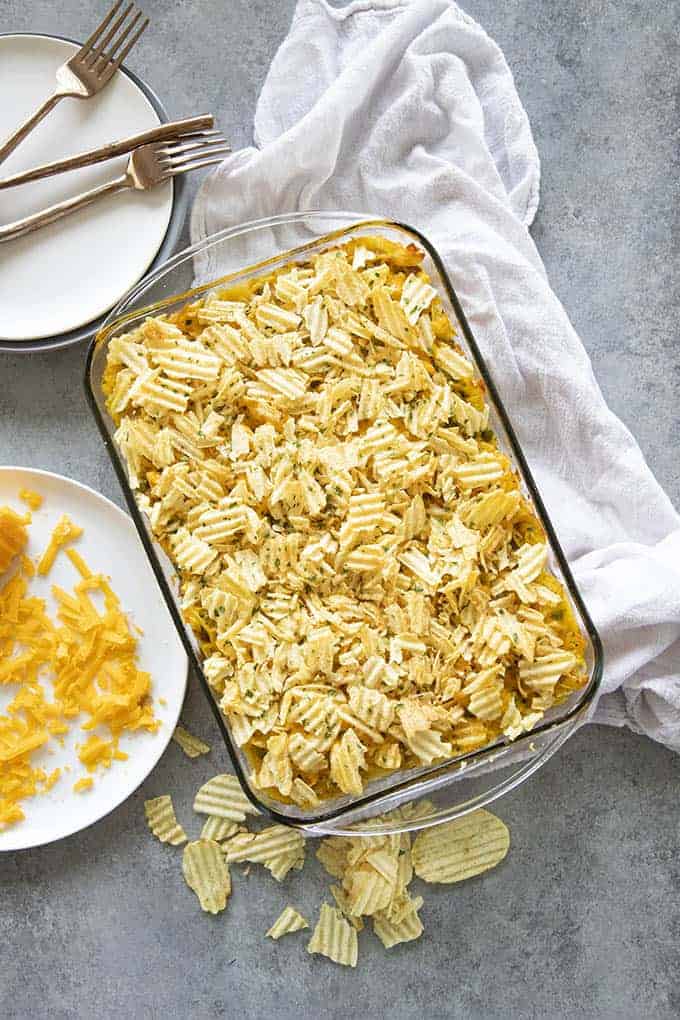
left=0, top=33, right=188, bottom=353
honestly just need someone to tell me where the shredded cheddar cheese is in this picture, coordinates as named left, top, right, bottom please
left=0, top=507, right=29, bottom=574
left=0, top=506, right=158, bottom=829
left=19, top=489, right=43, bottom=511
left=36, top=514, right=83, bottom=576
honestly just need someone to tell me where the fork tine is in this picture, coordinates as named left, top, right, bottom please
left=159, top=128, right=223, bottom=146
left=87, top=2, right=135, bottom=67
left=163, top=143, right=231, bottom=169
left=159, top=135, right=227, bottom=157
left=164, top=156, right=227, bottom=177
left=109, top=15, right=150, bottom=70
left=77, top=0, right=123, bottom=58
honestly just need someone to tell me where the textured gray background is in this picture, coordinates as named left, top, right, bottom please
left=1, top=1, right=679, bottom=1018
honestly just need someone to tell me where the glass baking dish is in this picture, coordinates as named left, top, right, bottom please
left=84, top=211, right=603, bottom=835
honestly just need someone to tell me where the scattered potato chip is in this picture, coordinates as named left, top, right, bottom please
left=193, top=773, right=258, bottom=821
left=344, top=863, right=394, bottom=916
left=316, top=837, right=348, bottom=879
left=223, top=824, right=304, bottom=865
left=373, top=896, right=424, bottom=948
left=266, top=906, right=309, bottom=940
left=144, top=795, right=187, bottom=846
left=266, top=846, right=305, bottom=882
left=222, top=830, right=256, bottom=857
left=200, top=816, right=240, bottom=842
left=307, top=903, right=358, bottom=968
left=145, top=771, right=513, bottom=966
left=182, top=839, right=231, bottom=913
left=172, top=724, right=211, bottom=759
left=330, top=885, right=364, bottom=931
left=412, top=810, right=509, bottom=883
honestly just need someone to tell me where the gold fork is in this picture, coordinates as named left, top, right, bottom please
left=0, top=1, right=149, bottom=166
left=0, top=133, right=230, bottom=243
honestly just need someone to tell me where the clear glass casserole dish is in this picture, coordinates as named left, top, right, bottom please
left=84, top=211, right=603, bottom=835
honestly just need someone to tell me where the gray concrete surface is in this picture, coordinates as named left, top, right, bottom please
left=1, top=1, right=679, bottom=1018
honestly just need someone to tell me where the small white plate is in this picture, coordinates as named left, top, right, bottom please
left=0, top=467, right=188, bottom=851
left=0, top=34, right=174, bottom=342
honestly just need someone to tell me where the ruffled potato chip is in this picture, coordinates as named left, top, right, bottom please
left=373, top=897, right=424, bottom=948
left=266, top=906, right=309, bottom=940
left=182, top=839, right=231, bottom=914
left=200, top=816, right=240, bottom=842
left=172, top=724, right=211, bottom=759
left=412, top=810, right=509, bottom=884
left=144, top=795, right=187, bottom=846
left=223, top=824, right=304, bottom=865
left=193, top=773, right=258, bottom=822
left=307, top=904, right=358, bottom=968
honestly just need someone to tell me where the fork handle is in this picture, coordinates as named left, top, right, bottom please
left=0, top=92, right=65, bottom=166
left=0, top=173, right=130, bottom=243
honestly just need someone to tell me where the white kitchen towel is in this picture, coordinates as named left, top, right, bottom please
left=191, top=0, right=680, bottom=750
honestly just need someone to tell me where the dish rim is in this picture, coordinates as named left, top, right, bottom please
left=84, top=212, right=604, bottom=829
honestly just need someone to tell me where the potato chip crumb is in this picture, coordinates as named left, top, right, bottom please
left=266, top=906, right=309, bottom=940
left=172, top=724, right=211, bottom=758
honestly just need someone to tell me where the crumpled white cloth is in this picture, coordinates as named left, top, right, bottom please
left=191, top=0, right=680, bottom=750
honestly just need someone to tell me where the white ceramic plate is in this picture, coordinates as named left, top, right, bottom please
left=0, top=467, right=188, bottom=851
left=0, top=34, right=174, bottom=342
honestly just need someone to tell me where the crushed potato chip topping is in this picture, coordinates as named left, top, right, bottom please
left=104, top=236, right=587, bottom=805
left=0, top=505, right=158, bottom=828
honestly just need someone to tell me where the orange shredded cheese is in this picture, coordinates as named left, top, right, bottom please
left=19, top=489, right=43, bottom=511
left=65, top=547, right=92, bottom=579
left=36, top=514, right=83, bottom=576
left=0, top=507, right=29, bottom=574
left=0, top=504, right=158, bottom=829
left=73, top=776, right=93, bottom=793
